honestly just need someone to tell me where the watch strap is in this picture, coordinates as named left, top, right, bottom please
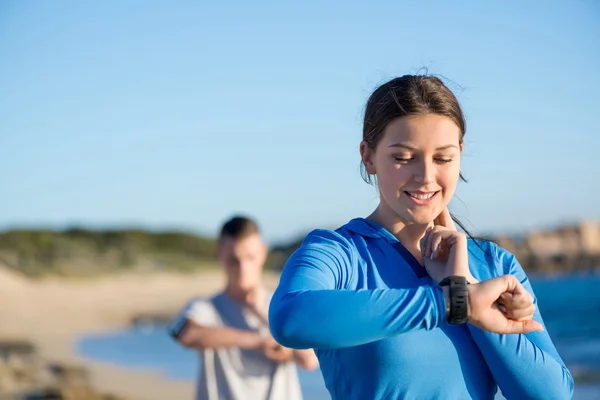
left=439, top=276, right=469, bottom=325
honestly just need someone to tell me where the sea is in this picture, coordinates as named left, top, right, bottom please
left=77, top=275, right=600, bottom=399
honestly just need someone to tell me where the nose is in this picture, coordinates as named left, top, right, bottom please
left=413, top=158, right=435, bottom=184
left=238, top=261, right=254, bottom=274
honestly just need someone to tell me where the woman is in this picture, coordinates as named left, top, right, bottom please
left=268, top=75, right=574, bottom=399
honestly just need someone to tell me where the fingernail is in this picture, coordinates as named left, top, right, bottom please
left=430, top=252, right=435, bottom=260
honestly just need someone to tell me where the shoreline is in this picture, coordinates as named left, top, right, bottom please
left=4, top=266, right=600, bottom=400
left=33, top=327, right=196, bottom=400
left=0, top=266, right=280, bottom=400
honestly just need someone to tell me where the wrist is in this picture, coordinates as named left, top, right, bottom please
left=442, top=285, right=450, bottom=320
left=437, top=274, right=478, bottom=285
left=466, top=284, right=473, bottom=322
left=250, top=331, right=267, bottom=350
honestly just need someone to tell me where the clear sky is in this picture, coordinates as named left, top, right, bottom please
left=1, top=1, right=599, bottom=244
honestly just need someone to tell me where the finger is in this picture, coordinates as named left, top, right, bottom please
left=499, top=292, right=534, bottom=317
left=504, top=304, right=536, bottom=320
left=424, top=227, right=434, bottom=259
left=485, top=274, right=521, bottom=296
left=508, top=293, right=534, bottom=310
left=430, top=234, right=443, bottom=259
left=272, top=351, right=293, bottom=363
left=498, top=292, right=513, bottom=310
left=438, top=239, right=453, bottom=261
left=501, top=276, right=533, bottom=301
left=420, top=227, right=432, bottom=258
left=423, top=229, right=433, bottom=259
left=270, top=354, right=286, bottom=363
left=499, top=292, right=512, bottom=303
left=419, top=228, right=428, bottom=258
left=504, top=319, right=544, bottom=334
left=509, top=283, right=534, bottom=305
left=427, top=226, right=446, bottom=258
left=435, top=208, right=457, bottom=231
left=499, top=282, right=534, bottom=310
left=514, top=314, right=535, bottom=322
left=429, top=228, right=462, bottom=258
left=267, top=350, right=289, bottom=363
left=434, top=208, right=449, bottom=227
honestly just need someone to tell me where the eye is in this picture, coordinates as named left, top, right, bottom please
left=435, top=158, right=454, bottom=164
left=393, top=155, right=414, bottom=164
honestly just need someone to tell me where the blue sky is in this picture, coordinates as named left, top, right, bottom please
left=1, top=1, right=599, bottom=243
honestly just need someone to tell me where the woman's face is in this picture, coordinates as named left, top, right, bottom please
left=361, top=114, right=463, bottom=226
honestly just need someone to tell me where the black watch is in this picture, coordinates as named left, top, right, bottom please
left=439, top=276, right=469, bottom=325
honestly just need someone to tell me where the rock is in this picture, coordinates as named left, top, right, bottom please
left=47, top=363, right=89, bottom=383
left=131, top=313, right=174, bottom=328
left=0, top=340, right=37, bottom=361
left=0, top=341, right=132, bottom=400
left=19, top=387, right=63, bottom=399
left=489, top=220, right=600, bottom=274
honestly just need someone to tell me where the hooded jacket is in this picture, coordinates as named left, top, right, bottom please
left=269, top=218, right=573, bottom=400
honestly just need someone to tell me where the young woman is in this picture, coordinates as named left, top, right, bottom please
left=268, top=75, right=574, bottom=399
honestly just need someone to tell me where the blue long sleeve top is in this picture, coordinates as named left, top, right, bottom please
left=268, top=218, right=574, bottom=400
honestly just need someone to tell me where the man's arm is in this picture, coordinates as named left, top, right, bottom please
left=175, top=319, right=264, bottom=350
left=292, top=349, right=319, bottom=370
left=246, top=296, right=319, bottom=370
left=175, top=318, right=318, bottom=368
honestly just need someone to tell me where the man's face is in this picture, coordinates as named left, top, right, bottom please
left=217, top=233, right=267, bottom=292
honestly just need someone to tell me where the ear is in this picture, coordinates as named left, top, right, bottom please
left=215, top=242, right=225, bottom=263
left=360, top=141, right=377, bottom=175
left=255, top=236, right=268, bottom=257
left=459, top=142, right=464, bottom=154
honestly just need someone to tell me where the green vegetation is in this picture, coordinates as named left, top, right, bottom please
left=0, top=228, right=220, bottom=278
left=4, top=225, right=596, bottom=278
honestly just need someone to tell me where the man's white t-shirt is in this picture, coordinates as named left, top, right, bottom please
left=171, top=291, right=304, bottom=400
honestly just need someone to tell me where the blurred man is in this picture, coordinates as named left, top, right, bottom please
left=170, top=215, right=318, bottom=400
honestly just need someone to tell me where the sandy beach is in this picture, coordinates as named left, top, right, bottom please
left=0, top=264, right=280, bottom=400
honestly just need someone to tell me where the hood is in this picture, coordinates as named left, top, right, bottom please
left=342, top=218, right=398, bottom=244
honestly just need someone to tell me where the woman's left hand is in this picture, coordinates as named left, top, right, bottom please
left=421, top=208, right=478, bottom=284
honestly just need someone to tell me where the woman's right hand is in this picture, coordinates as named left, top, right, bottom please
left=465, top=274, right=544, bottom=334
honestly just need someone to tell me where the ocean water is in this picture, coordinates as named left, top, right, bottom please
left=77, top=275, right=600, bottom=399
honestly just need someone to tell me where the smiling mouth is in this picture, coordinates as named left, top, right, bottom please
left=405, top=191, right=439, bottom=200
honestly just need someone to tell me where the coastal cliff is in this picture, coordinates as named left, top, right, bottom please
left=269, top=220, right=600, bottom=275
left=492, top=220, right=600, bottom=274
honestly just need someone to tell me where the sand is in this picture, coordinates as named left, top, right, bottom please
left=0, top=264, right=280, bottom=400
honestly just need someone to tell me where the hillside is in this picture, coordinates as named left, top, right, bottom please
left=0, top=228, right=219, bottom=277
left=1, top=220, right=599, bottom=278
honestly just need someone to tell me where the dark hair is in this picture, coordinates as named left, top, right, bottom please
left=219, top=215, right=260, bottom=242
left=360, top=74, right=485, bottom=242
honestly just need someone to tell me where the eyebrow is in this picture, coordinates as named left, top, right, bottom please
left=388, top=143, right=459, bottom=151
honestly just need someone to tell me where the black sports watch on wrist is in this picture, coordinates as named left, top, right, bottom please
left=439, top=276, right=469, bottom=325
